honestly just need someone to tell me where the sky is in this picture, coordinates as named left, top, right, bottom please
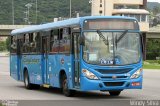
left=148, top=0, right=160, bottom=3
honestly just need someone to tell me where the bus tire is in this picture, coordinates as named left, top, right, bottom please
left=32, top=84, right=40, bottom=90
left=24, top=70, right=34, bottom=89
left=62, top=74, right=75, bottom=97
left=109, top=91, right=121, bottom=96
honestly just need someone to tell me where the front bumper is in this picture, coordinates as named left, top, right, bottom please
left=80, top=75, right=142, bottom=91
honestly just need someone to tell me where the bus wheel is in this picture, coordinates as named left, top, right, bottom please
left=24, top=71, right=33, bottom=89
left=109, top=91, right=121, bottom=96
left=62, top=74, right=75, bottom=97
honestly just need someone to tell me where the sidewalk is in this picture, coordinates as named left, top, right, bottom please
left=0, top=52, right=9, bottom=57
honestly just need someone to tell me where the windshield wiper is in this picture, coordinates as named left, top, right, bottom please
left=115, top=30, right=128, bottom=44
left=97, top=30, right=109, bottom=46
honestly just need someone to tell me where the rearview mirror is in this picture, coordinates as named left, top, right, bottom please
left=79, top=36, right=85, bottom=45
left=140, top=33, right=144, bottom=54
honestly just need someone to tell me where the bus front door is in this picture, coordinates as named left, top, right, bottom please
left=42, top=36, right=50, bottom=84
left=73, top=33, right=80, bottom=88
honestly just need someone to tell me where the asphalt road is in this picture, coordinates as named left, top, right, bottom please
left=0, top=57, right=160, bottom=101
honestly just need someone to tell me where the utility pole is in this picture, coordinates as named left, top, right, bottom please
left=104, top=0, right=106, bottom=16
left=70, top=0, right=72, bottom=18
left=35, top=0, right=38, bottom=24
left=24, top=11, right=28, bottom=24
left=12, top=0, right=15, bottom=25
left=25, top=3, right=32, bottom=24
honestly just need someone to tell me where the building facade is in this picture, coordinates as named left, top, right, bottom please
left=91, top=0, right=149, bottom=59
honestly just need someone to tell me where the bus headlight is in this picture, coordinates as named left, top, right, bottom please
left=130, top=68, right=143, bottom=79
left=82, top=69, right=98, bottom=80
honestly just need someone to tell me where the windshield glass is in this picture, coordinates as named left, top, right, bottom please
left=83, top=32, right=141, bottom=65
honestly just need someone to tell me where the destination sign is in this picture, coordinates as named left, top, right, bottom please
left=84, top=19, right=139, bottom=30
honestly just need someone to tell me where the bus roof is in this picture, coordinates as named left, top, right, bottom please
left=11, top=16, right=138, bottom=35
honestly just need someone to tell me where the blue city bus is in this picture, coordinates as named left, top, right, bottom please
left=10, top=16, right=143, bottom=96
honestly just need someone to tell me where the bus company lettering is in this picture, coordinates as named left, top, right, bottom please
left=23, top=58, right=40, bottom=64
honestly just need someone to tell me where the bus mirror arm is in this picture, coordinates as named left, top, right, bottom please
left=115, top=35, right=118, bottom=50
left=79, top=36, right=85, bottom=45
left=140, top=33, right=144, bottom=56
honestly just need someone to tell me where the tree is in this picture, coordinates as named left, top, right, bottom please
left=153, top=6, right=160, bottom=15
left=0, top=0, right=91, bottom=25
left=0, top=41, right=7, bottom=51
left=6, top=37, right=10, bottom=51
left=147, top=39, right=160, bottom=60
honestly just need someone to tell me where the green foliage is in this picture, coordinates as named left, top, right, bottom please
left=0, top=41, right=7, bottom=51
left=6, top=37, right=10, bottom=51
left=147, top=2, right=160, bottom=12
left=0, top=0, right=91, bottom=25
left=146, top=39, right=160, bottom=60
left=152, top=6, right=160, bottom=15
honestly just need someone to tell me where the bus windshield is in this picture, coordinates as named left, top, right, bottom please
left=83, top=31, right=141, bottom=65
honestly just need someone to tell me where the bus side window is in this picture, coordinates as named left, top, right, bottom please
left=59, top=28, right=71, bottom=53
left=29, top=33, right=34, bottom=53
left=36, top=32, right=41, bottom=53
left=16, top=35, right=23, bottom=55
left=29, top=32, right=40, bottom=53
left=23, top=33, right=30, bottom=53
left=50, top=29, right=59, bottom=53
left=29, top=33, right=33, bottom=43
left=11, top=36, right=17, bottom=53
left=59, top=28, right=64, bottom=53
left=50, top=30, right=54, bottom=52
left=18, top=35, right=24, bottom=54
left=22, top=34, right=25, bottom=53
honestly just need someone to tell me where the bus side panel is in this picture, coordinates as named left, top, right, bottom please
left=48, top=54, right=59, bottom=87
left=10, top=55, right=19, bottom=80
left=48, top=54, right=72, bottom=88
left=19, top=55, right=23, bottom=81
left=22, top=55, right=42, bottom=85
left=58, top=54, right=73, bottom=88
left=31, top=55, right=43, bottom=85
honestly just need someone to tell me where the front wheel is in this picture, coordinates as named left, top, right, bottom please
left=109, top=91, right=121, bottom=96
left=62, top=74, right=75, bottom=97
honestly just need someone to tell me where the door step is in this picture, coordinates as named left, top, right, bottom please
left=74, top=86, right=80, bottom=89
left=43, top=84, right=50, bottom=88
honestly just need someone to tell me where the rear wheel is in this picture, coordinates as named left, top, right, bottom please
left=24, top=71, right=33, bottom=89
left=62, top=74, right=75, bottom=97
left=24, top=71, right=40, bottom=89
left=109, top=91, right=121, bottom=96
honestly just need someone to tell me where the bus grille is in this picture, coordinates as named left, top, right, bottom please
left=104, top=82, right=124, bottom=86
left=101, top=76, right=127, bottom=79
left=96, top=68, right=132, bottom=74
